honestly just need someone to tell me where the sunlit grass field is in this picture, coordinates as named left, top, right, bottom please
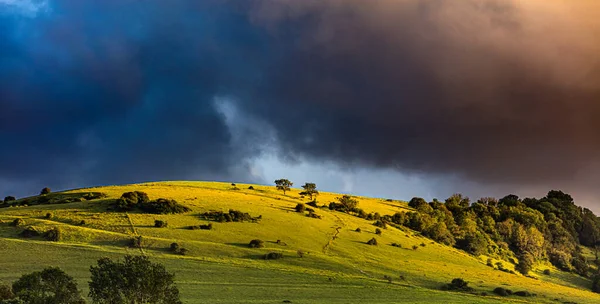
left=1, top=181, right=598, bottom=303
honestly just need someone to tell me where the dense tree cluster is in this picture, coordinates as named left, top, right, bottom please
left=378, top=191, right=597, bottom=277
left=112, top=192, right=190, bottom=214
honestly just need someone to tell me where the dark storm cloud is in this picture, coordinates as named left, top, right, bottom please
left=2, top=0, right=600, bottom=197
left=234, top=0, right=600, bottom=188
left=0, top=1, right=266, bottom=195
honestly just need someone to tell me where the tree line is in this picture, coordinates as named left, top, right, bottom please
left=0, top=255, right=181, bottom=304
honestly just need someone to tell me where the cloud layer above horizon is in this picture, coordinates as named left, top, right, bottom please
left=2, top=0, right=600, bottom=203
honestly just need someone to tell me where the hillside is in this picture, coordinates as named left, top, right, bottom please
left=1, top=181, right=599, bottom=303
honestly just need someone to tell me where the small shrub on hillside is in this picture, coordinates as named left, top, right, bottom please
left=373, top=220, right=387, bottom=229
left=248, top=186, right=254, bottom=190
left=129, top=236, right=143, bottom=248
left=486, top=258, right=494, bottom=268
left=9, top=219, right=24, bottom=227
left=44, top=227, right=61, bottom=242
left=514, top=291, right=533, bottom=297
left=249, top=239, right=264, bottom=248
left=83, top=192, right=106, bottom=200
left=442, top=278, right=474, bottom=292
left=169, top=243, right=187, bottom=255
left=40, top=187, right=51, bottom=195
left=4, top=196, right=15, bottom=203
left=0, top=284, right=14, bottom=300
left=375, top=228, right=382, bottom=235
left=355, top=228, right=362, bottom=233
left=383, top=275, right=393, bottom=283
left=297, top=250, right=305, bottom=258
left=79, top=220, right=86, bottom=226
left=391, top=243, right=402, bottom=248
left=543, top=269, right=551, bottom=275
left=19, top=226, right=40, bottom=238
left=307, top=211, right=322, bottom=219
left=199, top=223, right=212, bottom=230
left=412, top=245, right=419, bottom=250
left=263, top=252, right=283, bottom=260
left=306, top=201, right=318, bottom=208
left=367, top=238, right=378, bottom=246
left=154, top=220, right=168, bottom=228
left=420, top=243, right=426, bottom=247
left=295, top=203, right=306, bottom=213
left=44, top=213, right=52, bottom=219
left=493, top=287, right=512, bottom=296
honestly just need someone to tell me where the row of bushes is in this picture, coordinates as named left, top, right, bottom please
left=1, top=192, right=106, bottom=208
left=199, top=210, right=261, bottom=223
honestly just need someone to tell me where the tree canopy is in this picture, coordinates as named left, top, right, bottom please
left=89, top=255, right=181, bottom=304
left=274, top=179, right=293, bottom=195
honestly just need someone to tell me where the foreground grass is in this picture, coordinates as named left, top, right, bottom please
left=0, top=181, right=599, bottom=303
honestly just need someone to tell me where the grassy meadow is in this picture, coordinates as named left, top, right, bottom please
left=0, top=181, right=599, bottom=303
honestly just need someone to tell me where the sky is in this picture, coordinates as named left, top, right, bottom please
left=2, top=0, right=600, bottom=209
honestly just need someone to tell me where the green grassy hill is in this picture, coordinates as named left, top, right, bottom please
left=0, top=181, right=598, bottom=303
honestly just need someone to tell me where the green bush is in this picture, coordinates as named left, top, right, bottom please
left=40, top=187, right=51, bottom=195
left=129, top=236, right=143, bottom=248
left=367, top=238, right=378, bottom=246
left=263, top=252, right=283, bottom=260
left=295, top=203, right=306, bottom=213
left=140, top=198, right=190, bottom=214
left=412, top=245, right=418, bottom=250
left=383, top=275, right=393, bottom=283
left=249, top=239, right=264, bottom=248
left=543, top=269, right=551, bottom=275
left=155, top=220, right=168, bottom=228
left=19, top=227, right=40, bottom=238
left=373, top=220, right=387, bottom=229
left=89, top=255, right=181, bottom=304
left=43, top=227, right=61, bottom=242
left=44, top=213, right=52, bottom=219
left=12, top=267, right=84, bottom=303
left=443, top=278, right=474, bottom=292
left=248, top=186, right=254, bottom=190
left=3, top=196, right=15, bottom=203
left=375, top=228, right=382, bottom=235
left=493, top=287, right=512, bottom=296
left=355, top=228, right=361, bottom=232
left=169, top=243, right=187, bottom=255
left=514, top=291, right=533, bottom=297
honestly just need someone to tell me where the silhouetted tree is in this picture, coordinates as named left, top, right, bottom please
left=300, top=183, right=319, bottom=200
left=89, top=255, right=181, bottom=304
left=274, top=179, right=293, bottom=195
left=40, top=187, right=51, bottom=195
left=337, top=195, right=358, bottom=211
